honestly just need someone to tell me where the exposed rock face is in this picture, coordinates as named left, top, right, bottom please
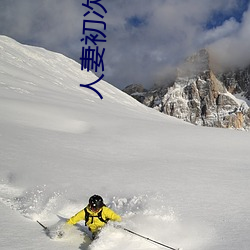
left=217, top=66, right=250, bottom=99
left=123, top=49, right=250, bottom=130
left=123, top=84, right=147, bottom=103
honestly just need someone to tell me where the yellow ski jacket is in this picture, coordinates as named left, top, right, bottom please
left=67, top=206, right=121, bottom=233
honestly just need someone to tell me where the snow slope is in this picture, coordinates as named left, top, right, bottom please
left=0, top=36, right=250, bottom=250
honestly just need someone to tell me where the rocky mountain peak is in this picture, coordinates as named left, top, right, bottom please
left=123, top=49, right=250, bottom=130
left=177, top=49, right=210, bottom=78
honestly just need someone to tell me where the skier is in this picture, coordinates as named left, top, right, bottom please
left=66, top=194, right=121, bottom=239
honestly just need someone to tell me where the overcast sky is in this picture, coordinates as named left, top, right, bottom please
left=0, top=0, right=249, bottom=89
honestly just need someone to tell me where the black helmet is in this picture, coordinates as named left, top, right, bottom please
left=89, top=195, right=104, bottom=210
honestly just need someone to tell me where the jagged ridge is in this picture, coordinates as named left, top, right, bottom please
left=124, top=49, right=250, bottom=130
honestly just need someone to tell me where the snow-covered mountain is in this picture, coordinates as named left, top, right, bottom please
left=124, top=49, right=250, bottom=130
left=1, top=36, right=250, bottom=250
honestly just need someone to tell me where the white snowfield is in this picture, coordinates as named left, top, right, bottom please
left=0, top=36, right=249, bottom=250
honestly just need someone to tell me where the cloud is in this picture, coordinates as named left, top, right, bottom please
left=200, top=18, right=240, bottom=45
left=0, top=1, right=83, bottom=56
left=103, top=0, right=249, bottom=87
left=0, top=0, right=249, bottom=89
left=209, top=3, right=250, bottom=69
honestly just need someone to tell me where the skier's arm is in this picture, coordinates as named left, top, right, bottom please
left=104, top=207, right=122, bottom=222
left=67, top=209, right=85, bottom=225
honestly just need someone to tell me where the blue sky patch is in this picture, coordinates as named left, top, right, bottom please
left=126, top=15, right=148, bottom=28
left=206, top=0, right=249, bottom=29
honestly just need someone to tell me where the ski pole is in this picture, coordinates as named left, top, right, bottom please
left=37, top=220, right=48, bottom=231
left=122, top=227, right=180, bottom=250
